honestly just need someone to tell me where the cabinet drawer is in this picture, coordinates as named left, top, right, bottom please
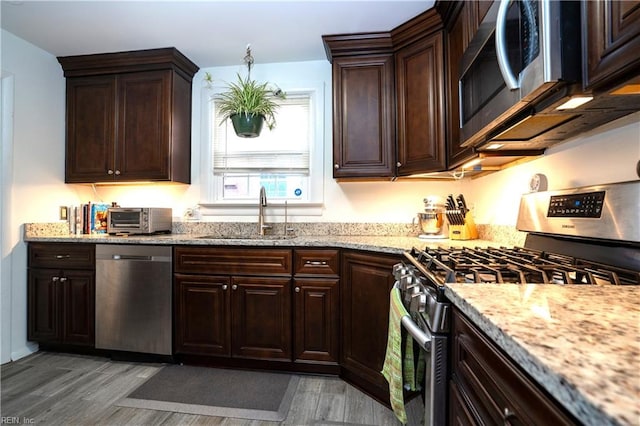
left=29, top=243, right=95, bottom=269
left=452, top=310, right=576, bottom=425
left=294, top=249, right=339, bottom=276
left=174, top=246, right=292, bottom=276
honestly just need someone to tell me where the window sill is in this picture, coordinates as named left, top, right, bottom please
left=198, top=202, right=324, bottom=217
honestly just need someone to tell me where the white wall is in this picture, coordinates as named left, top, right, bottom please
left=1, top=28, right=639, bottom=361
left=1, top=29, right=77, bottom=362
left=1, top=72, right=15, bottom=364
left=468, top=112, right=640, bottom=226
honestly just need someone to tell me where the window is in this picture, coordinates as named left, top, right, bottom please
left=200, top=82, right=324, bottom=214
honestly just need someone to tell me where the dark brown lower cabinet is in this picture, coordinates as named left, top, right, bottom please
left=340, top=250, right=399, bottom=405
left=293, top=277, right=340, bottom=364
left=451, top=307, right=578, bottom=425
left=174, top=273, right=291, bottom=360
left=27, top=243, right=95, bottom=347
left=232, top=276, right=291, bottom=360
left=28, top=269, right=95, bottom=346
left=174, top=274, right=231, bottom=356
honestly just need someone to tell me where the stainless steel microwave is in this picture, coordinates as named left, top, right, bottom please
left=459, top=0, right=581, bottom=148
left=107, top=207, right=172, bottom=235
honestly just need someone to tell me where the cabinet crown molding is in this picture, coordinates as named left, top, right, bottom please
left=322, top=33, right=394, bottom=62
left=322, top=8, right=442, bottom=62
left=57, top=47, right=199, bottom=80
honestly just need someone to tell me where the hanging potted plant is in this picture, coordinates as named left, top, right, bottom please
left=206, top=46, right=285, bottom=138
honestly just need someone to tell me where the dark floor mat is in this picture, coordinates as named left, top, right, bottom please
left=117, top=365, right=299, bottom=421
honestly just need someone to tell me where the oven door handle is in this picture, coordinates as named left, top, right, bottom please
left=401, top=316, right=432, bottom=351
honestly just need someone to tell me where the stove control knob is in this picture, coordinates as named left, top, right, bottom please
left=404, top=283, right=419, bottom=304
left=392, top=263, right=408, bottom=279
left=399, top=274, right=415, bottom=290
left=410, top=293, right=427, bottom=313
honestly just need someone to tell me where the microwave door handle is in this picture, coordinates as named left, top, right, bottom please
left=496, top=0, right=520, bottom=91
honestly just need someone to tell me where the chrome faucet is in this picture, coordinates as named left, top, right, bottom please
left=258, top=186, right=271, bottom=236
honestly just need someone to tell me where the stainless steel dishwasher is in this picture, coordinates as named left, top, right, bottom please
left=95, top=245, right=172, bottom=355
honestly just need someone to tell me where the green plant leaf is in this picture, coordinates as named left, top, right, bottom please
left=215, top=73, right=286, bottom=130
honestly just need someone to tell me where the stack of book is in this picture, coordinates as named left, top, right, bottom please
left=66, top=202, right=110, bottom=235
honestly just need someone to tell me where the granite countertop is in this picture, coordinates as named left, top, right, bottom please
left=23, top=233, right=503, bottom=255
left=445, top=284, right=640, bottom=426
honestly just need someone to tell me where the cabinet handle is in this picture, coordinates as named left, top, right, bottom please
left=295, top=287, right=300, bottom=293
left=222, top=285, right=228, bottom=290
left=55, top=254, right=71, bottom=259
left=52, top=276, right=60, bottom=282
left=397, top=162, right=402, bottom=167
left=334, top=164, right=339, bottom=169
left=503, top=407, right=516, bottom=425
left=107, top=169, right=114, bottom=175
left=232, top=284, right=238, bottom=290
left=305, top=260, right=328, bottom=266
left=115, top=170, right=121, bottom=176
left=59, top=277, right=68, bottom=282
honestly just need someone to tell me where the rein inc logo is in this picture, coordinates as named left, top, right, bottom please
left=1, top=418, right=34, bottom=424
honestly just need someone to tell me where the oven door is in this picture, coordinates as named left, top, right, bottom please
left=400, top=314, right=448, bottom=426
left=459, top=0, right=542, bottom=145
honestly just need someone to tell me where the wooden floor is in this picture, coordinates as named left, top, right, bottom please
left=1, top=352, right=424, bottom=426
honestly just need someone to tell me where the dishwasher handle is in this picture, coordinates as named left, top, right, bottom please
left=110, top=254, right=171, bottom=262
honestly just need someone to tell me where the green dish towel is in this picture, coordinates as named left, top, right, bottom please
left=381, top=287, right=417, bottom=424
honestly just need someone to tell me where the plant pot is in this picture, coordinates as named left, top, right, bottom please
left=230, top=113, right=265, bottom=138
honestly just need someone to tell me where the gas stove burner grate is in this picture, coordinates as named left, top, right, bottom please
left=408, top=245, right=640, bottom=286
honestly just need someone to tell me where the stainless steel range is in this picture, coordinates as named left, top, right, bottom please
left=392, top=180, right=640, bottom=426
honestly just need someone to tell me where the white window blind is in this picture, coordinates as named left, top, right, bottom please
left=212, top=94, right=311, bottom=174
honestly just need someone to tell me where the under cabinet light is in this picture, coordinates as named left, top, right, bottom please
left=556, top=96, right=593, bottom=110
left=611, top=84, right=640, bottom=95
left=462, top=158, right=482, bottom=169
left=485, top=143, right=504, bottom=150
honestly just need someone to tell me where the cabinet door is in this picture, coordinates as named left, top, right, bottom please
left=396, top=32, right=447, bottom=175
left=449, top=380, right=477, bottom=426
left=341, top=251, right=399, bottom=403
left=232, top=276, right=291, bottom=360
left=116, top=71, right=171, bottom=181
left=293, top=278, right=339, bottom=364
left=28, top=269, right=61, bottom=343
left=65, top=76, right=116, bottom=183
left=174, top=274, right=231, bottom=356
left=61, top=270, right=95, bottom=346
left=584, top=0, right=640, bottom=91
left=451, top=308, right=577, bottom=425
left=332, top=55, right=396, bottom=179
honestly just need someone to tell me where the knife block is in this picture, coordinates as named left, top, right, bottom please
left=448, top=212, right=478, bottom=240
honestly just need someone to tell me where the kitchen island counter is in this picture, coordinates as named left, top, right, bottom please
left=445, top=283, right=640, bottom=426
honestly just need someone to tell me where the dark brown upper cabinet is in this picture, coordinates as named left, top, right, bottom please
left=323, top=9, right=446, bottom=180
left=583, top=0, right=640, bottom=92
left=323, top=34, right=397, bottom=179
left=394, top=14, right=446, bottom=175
left=58, top=48, right=199, bottom=184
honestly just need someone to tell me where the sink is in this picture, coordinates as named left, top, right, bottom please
left=195, top=235, right=294, bottom=240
